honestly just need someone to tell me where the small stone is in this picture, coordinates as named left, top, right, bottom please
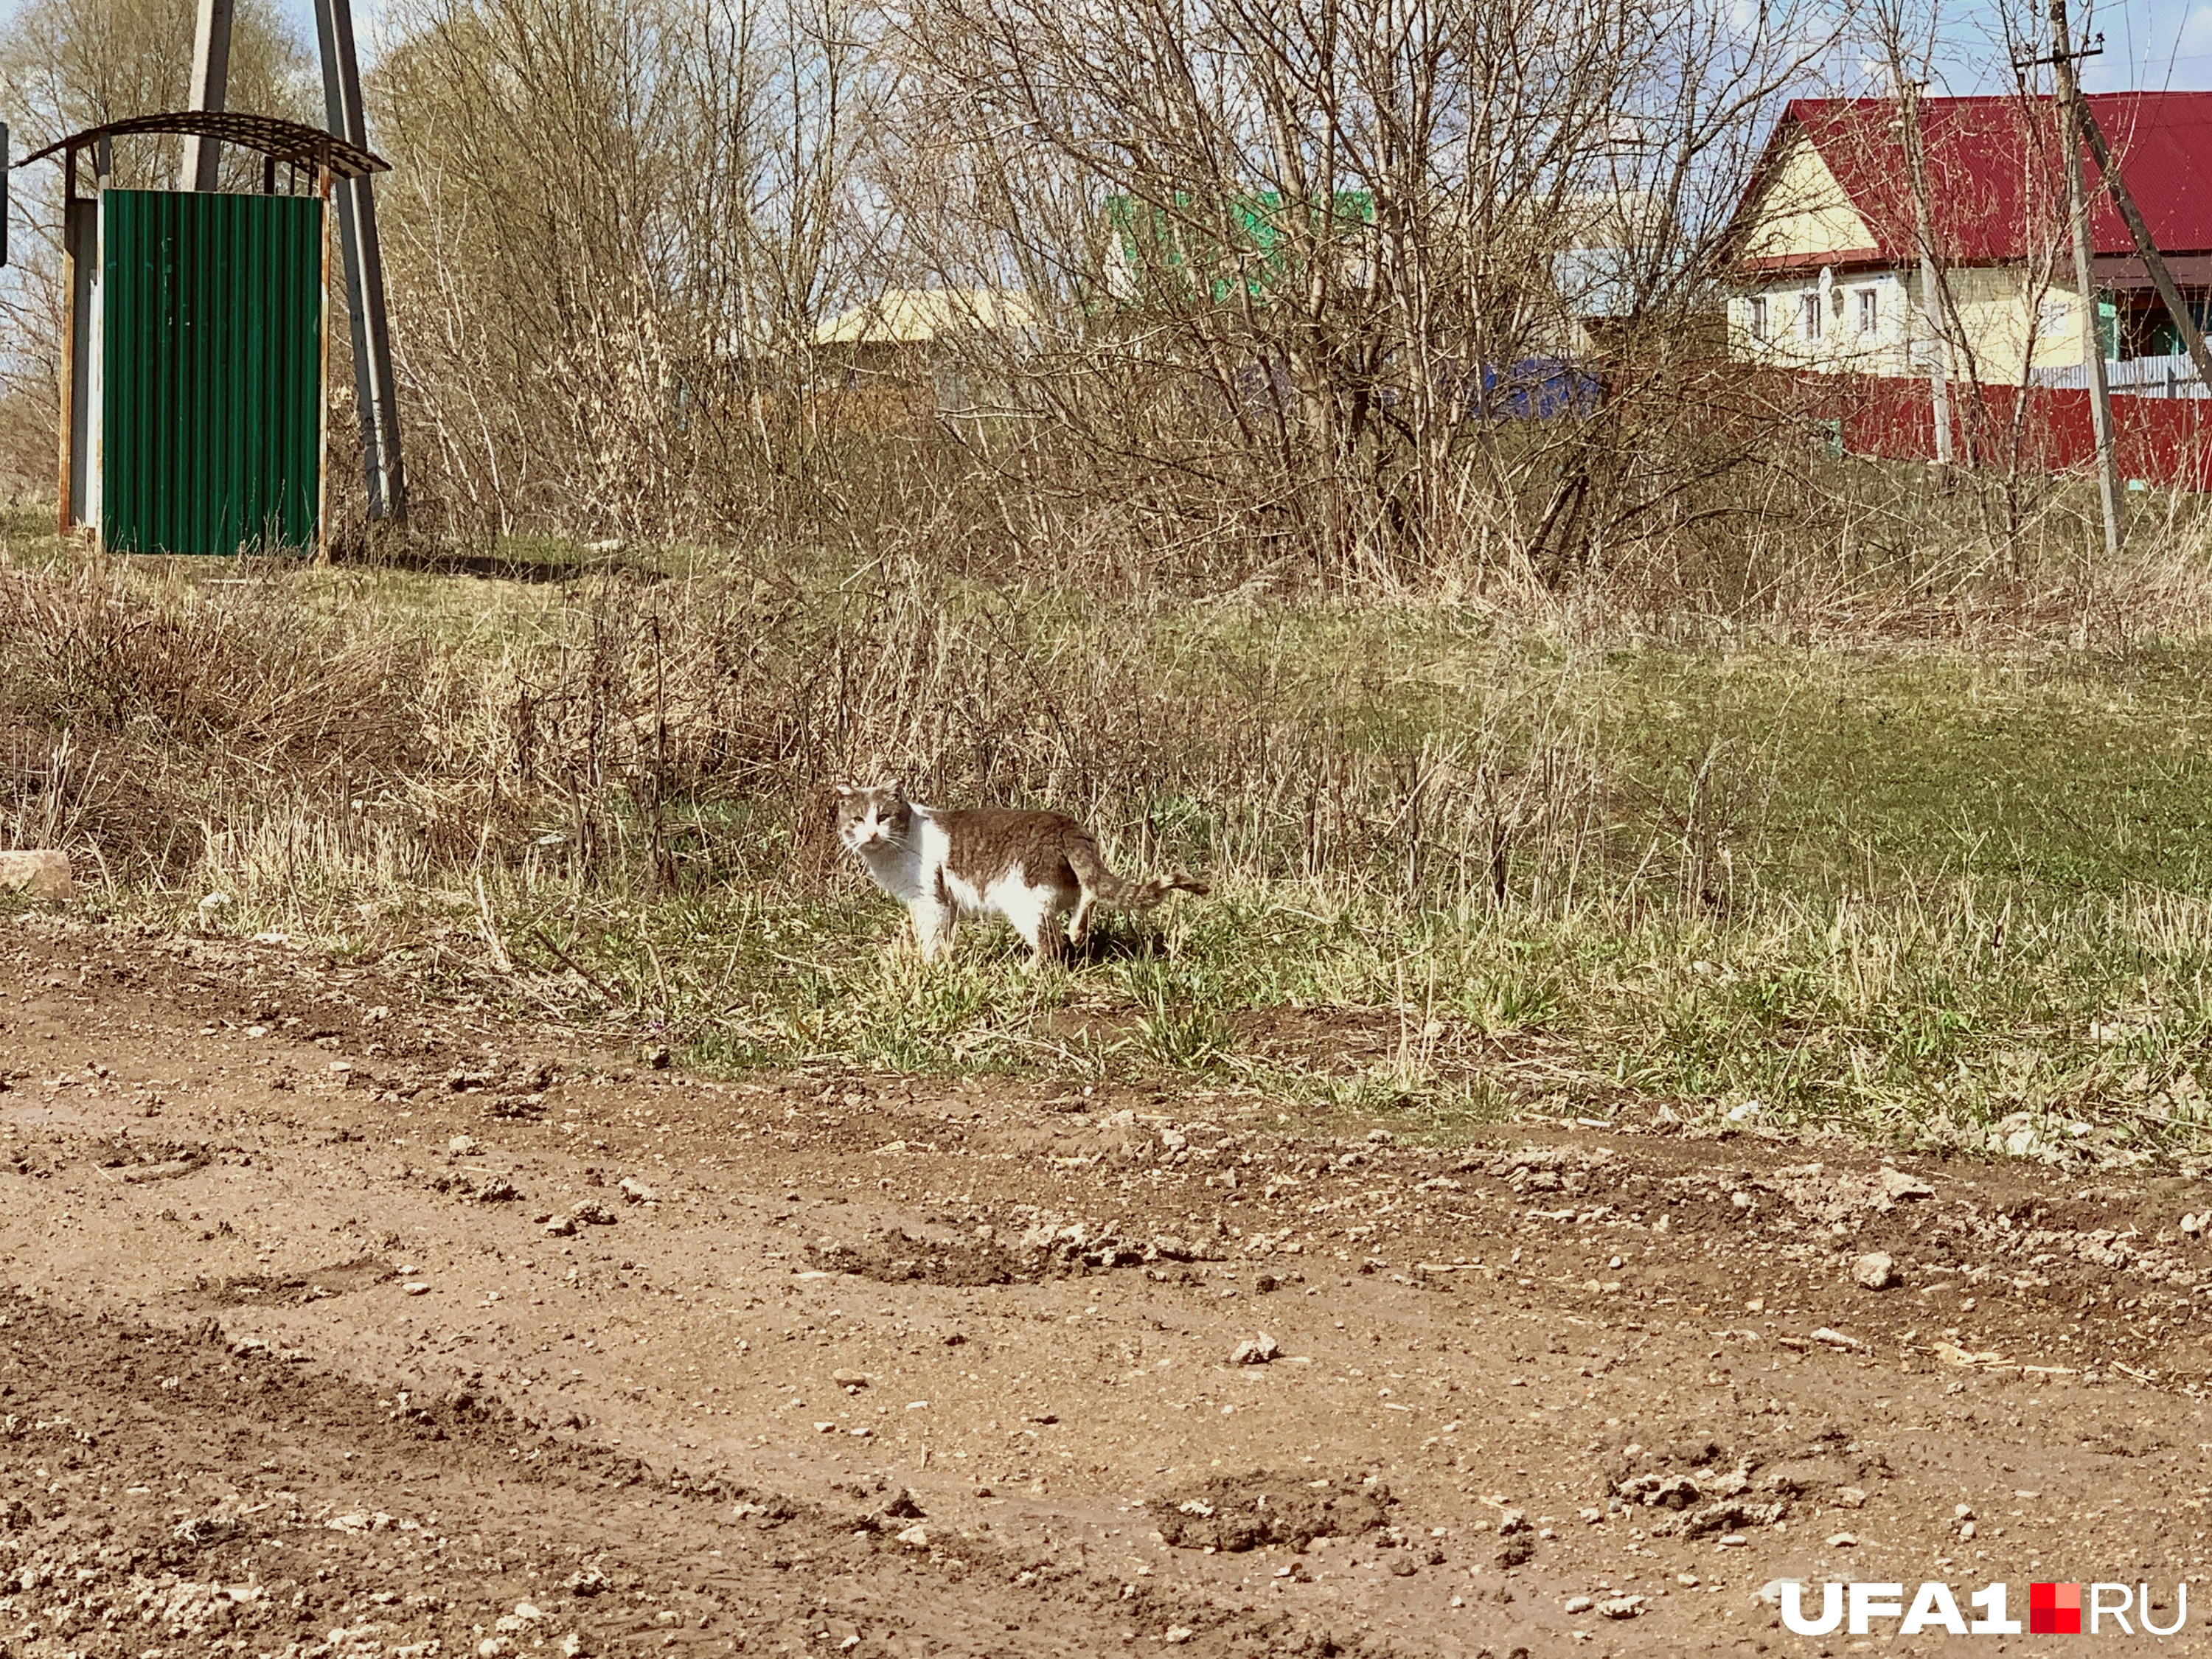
left=1959, top=1520, right=1977, bottom=1540
left=895, top=1524, right=930, bottom=1547
left=560, top=1636, right=585, bottom=1658
left=1852, top=1252, right=1899, bottom=1290
left=450, top=1135, right=478, bottom=1155
left=1495, top=1509, right=1529, bottom=1535
left=1596, top=1596, right=1646, bottom=1619
left=1878, top=1166, right=1934, bottom=1201
left=1231, top=1335, right=1279, bottom=1366
left=1366, top=1129, right=1393, bottom=1144
left=1954, top=1503, right=1975, bottom=1520
left=1754, top=1579, right=1794, bottom=1605
left=1164, top=1630, right=1194, bottom=1646
left=572, top=1199, right=617, bottom=1225
left=512, top=1603, right=543, bottom=1621
left=1834, top=1486, right=1867, bottom=1508
left=1565, top=1596, right=1593, bottom=1613
left=832, top=1370, right=872, bottom=1388
left=642, top=1045, right=672, bottom=1069
left=1388, top=1557, right=1416, bottom=1576
left=2183, top=1213, right=2203, bottom=1237
left=0, top=851, right=75, bottom=899
left=619, top=1177, right=658, bottom=1205
left=1826, top=1532, right=1858, bottom=1547
left=544, top=1215, right=577, bottom=1237
left=402, top=1281, right=431, bottom=1295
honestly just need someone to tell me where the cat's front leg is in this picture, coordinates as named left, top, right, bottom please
left=910, top=899, right=957, bottom=961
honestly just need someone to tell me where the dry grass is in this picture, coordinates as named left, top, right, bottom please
left=11, top=501, right=2212, bottom=1172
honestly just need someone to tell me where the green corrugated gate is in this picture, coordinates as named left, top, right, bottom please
left=99, top=189, right=324, bottom=556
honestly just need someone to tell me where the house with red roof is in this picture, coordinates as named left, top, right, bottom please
left=1725, top=93, right=2212, bottom=387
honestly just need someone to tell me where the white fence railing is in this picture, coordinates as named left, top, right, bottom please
left=2031, top=352, right=2209, bottom=399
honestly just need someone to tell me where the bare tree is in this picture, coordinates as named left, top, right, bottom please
left=889, top=0, right=1843, bottom=583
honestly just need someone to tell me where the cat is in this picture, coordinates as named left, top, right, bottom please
left=832, top=779, right=1208, bottom=961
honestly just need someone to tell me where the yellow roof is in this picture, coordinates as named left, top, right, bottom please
left=813, top=288, right=1036, bottom=347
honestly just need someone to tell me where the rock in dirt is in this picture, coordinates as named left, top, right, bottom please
left=619, top=1177, right=657, bottom=1205
left=1149, top=1472, right=1392, bottom=1552
left=1494, top=1534, right=1535, bottom=1568
left=571, top=1200, right=617, bottom=1226
left=1596, top=1596, right=1646, bottom=1619
left=0, top=850, right=75, bottom=898
left=1231, top=1335, right=1279, bottom=1366
left=1853, top=1252, right=1900, bottom=1290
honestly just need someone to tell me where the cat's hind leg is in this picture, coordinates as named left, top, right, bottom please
left=999, top=882, right=1065, bottom=964
left=1066, top=886, right=1096, bottom=951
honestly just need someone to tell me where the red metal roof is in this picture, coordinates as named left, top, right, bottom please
left=1732, top=93, right=2212, bottom=271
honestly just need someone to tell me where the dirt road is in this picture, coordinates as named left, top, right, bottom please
left=5, top=911, right=2212, bottom=1658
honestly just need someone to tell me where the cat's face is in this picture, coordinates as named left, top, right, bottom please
left=832, top=782, right=911, bottom=852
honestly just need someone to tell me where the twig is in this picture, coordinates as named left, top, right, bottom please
left=527, top=925, right=624, bottom=1005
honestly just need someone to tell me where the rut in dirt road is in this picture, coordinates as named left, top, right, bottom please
left=7, top=913, right=2212, bottom=1657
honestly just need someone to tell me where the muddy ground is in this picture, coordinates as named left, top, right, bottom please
left=4, top=912, right=2212, bottom=1658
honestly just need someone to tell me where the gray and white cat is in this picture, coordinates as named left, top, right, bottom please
left=832, top=780, right=1208, bottom=961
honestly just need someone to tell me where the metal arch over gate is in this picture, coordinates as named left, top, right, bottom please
left=24, top=111, right=388, bottom=557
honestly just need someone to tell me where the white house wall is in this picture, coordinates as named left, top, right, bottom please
left=1727, top=267, right=2092, bottom=386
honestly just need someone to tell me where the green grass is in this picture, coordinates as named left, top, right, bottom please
left=18, top=515, right=2212, bottom=1166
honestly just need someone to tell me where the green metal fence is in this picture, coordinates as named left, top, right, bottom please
left=99, top=189, right=324, bottom=556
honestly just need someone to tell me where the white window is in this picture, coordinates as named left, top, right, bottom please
left=1802, top=293, right=1823, bottom=341
left=1749, top=296, right=1770, bottom=341
left=1856, top=289, right=1878, bottom=335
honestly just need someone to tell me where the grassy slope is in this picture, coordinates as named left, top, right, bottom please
left=11, top=510, right=2212, bottom=1165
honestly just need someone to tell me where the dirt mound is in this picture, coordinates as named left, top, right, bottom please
left=1150, top=1472, right=1394, bottom=1552
left=807, top=1228, right=1026, bottom=1285
left=181, top=1256, right=397, bottom=1308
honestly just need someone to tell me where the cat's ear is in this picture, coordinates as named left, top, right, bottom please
left=883, top=776, right=905, bottom=800
left=832, top=783, right=854, bottom=799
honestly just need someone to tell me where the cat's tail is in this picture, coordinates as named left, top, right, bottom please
left=1064, top=832, right=1209, bottom=910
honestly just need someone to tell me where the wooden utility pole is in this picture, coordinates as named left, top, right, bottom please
left=178, top=0, right=234, bottom=192
left=1893, top=73, right=1955, bottom=465
left=2048, top=0, right=2124, bottom=553
left=2076, top=102, right=2212, bottom=395
left=315, top=0, right=408, bottom=527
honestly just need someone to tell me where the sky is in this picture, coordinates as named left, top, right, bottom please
left=1985, top=0, right=2212, bottom=91
left=3, top=0, right=2210, bottom=94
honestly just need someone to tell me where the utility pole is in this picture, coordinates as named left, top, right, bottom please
left=2076, top=101, right=2212, bottom=395
left=178, top=0, right=234, bottom=192
left=2046, top=0, right=2124, bottom=554
left=1893, top=72, right=1955, bottom=467
left=315, top=0, right=407, bottom=527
